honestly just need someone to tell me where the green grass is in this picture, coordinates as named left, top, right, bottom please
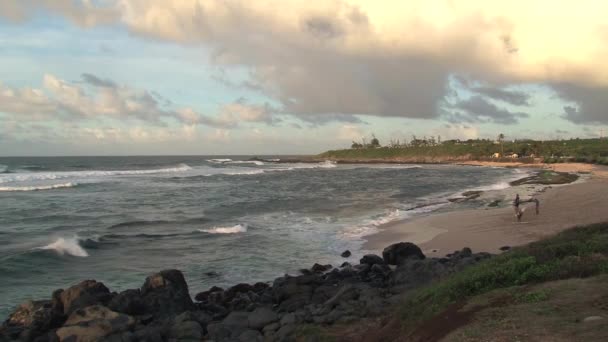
left=400, top=223, right=608, bottom=326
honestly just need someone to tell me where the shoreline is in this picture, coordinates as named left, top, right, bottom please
left=363, top=163, right=608, bottom=256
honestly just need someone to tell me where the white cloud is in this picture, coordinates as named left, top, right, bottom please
left=3, top=1, right=608, bottom=125
left=337, top=125, right=365, bottom=141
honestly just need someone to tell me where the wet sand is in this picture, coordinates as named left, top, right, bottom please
left=364, top=164, right=608, bottom=256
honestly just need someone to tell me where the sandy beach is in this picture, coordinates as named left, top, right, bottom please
left=364, top=163, right=608, bottom=256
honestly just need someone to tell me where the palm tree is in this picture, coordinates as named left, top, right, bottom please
left=498, top=133, right=505, bottom=156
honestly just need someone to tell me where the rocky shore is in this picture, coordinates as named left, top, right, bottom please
left=1, top=242, right=494, bottom=342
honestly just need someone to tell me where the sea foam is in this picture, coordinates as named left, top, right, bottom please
left=39, top=237, right=89, bottom=257
left=199, top=224, right=248, bottom=234
left=0, top=182, right=77, bottom=192
left=0, top=164, right=191, bottom=184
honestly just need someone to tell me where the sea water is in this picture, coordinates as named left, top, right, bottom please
left=0, top=156, right=519, bottom=317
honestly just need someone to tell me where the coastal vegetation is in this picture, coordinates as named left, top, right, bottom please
left=401, top=222, right=608, bottom=328
left=320, top=136, right=608, bottom=164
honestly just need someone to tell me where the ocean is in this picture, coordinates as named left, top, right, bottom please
left=0, top=156, right=521, bottom=317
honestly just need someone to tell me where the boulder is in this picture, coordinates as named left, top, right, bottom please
left=275, top=324, right=296, bottom=341
left=247, top=307, right=278, bottom=330
left=107, top=289, right=145, bottom=316
left=323, top=285, right=358, bottom=308
left=59, top=280, right=112, bottom=315
left=382, top=242, right=425, bottom=265
left=225, top=283, right=254, bottom=300
left=1, top=300, right=65, bottom=341
left=133, top=325, right=164, bottom=342
left=206, top=322, right=243, bottom=341
left=221, top=311, right=250, bottom=328
left=169, top=320, right=203, bottom=340
left=238, top=329, right=263, bottom=342
left=279, top=313, right=296, bottom=326
left=311, top=263, right=332, bottom=273
left=140, top=269, right=194, bottom=317
left=341, top=250, right=352, bottom=258
left=194, top=285, right=223, bottom=302
left=252, top=282, right=270, bottom=293
left=359, top=254, right=385, bottom=266
left=460, top=247, right=473, bottom=258
left=56, top=305, right=134, bottom=342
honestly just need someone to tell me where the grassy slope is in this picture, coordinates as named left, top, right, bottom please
left=296, top=222, right=608, bottom=341
left=444, top=275, right=608, bottom=341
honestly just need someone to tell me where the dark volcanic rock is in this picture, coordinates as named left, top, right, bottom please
left=311, top=263, right=332, bottom=273
left=225, top=283, right=254, bottom=301
left=140, top=269, right=194, bottom=317
left=55, top=305, right=135, bottom=342
left=359, top=254, right=385, bottom=266
left=460, top=247, right=473, bottom=258
left=194, top=285, right=224, bottom=302
left=341, top=250, right=352, bottom=258
left=107, top=289, right=145, bottom=316
left=247, top=307, right=278, bottom=330
left=1, top=300, right=65, bottom=341
left=382, top=242, right=425, bottom=265
left=59, top=280, right=112, bottom=315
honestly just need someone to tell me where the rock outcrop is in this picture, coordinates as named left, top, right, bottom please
left=1, top=242, right=494, bottom=342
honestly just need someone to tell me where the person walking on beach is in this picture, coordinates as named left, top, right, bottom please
left=513, top=194, right=522, bottom=221
left=534, top=198, right=540, bottom=215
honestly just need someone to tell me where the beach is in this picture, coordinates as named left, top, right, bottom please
left=364, top=163, right=608, bottom=256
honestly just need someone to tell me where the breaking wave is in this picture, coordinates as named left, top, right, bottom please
left=225, top=160, right=265, bottom=166
left=199, top=224, right=248, bottom=234
left=0, top=164, right=191, bottom=184
left=0, top=182, right=77, bottom=192
left=207, top=159, right=233, bottom=164
left=38, top=237, right=89, bottom=257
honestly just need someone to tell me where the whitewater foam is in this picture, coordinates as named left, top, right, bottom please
left=199, top=224, right=248, bottom=234
left=39, top=237, right=89, bottom=257
left=207, top=159, right=233, bottom=164
left=226, top=160, right=265, bottom=166
left=0, top=164, right=7, bottom=173
left=342, top=209, right=404, bottom=239
left=0, top=182, right=77, bottom=192
left=0, top=164, right=191, bottom=184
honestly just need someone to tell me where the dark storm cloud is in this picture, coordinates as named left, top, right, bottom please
left=552, top=83, right=608, bottom=124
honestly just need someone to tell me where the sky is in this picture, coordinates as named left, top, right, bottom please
left=0, top=1, right=607, bottom=156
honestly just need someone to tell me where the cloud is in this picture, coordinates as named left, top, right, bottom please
left=81, top=73, right=117, bottom=88
left=468, top=86, right=530, bottom=106
left=0, top=74, right=275, bottom=129
left=4, top=1, right=608, bottom=124
left=552, top=83, right=608, bottom=124
left=337, top=124, right=365, bottom=141
left=444, top=95, right=529, bottom=124
left=0, top=0, right=118, bottom=27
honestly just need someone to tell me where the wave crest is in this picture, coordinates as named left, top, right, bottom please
left=0, top=164, right=191, bottom=184
left=39, top=237, right=89, bottom=257
left=199, top=224, right=248, bottom=234
left=0, top=182, right=77, bottom=192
